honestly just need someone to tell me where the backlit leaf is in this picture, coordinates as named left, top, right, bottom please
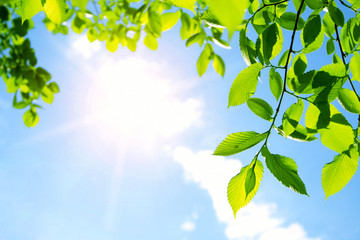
left=350, top=52, right=360, bottom=81
left=337, top=88, right=360, bottom=114
left=214, top=131, right=267, bottom=156
left=282, top=99, right=304, bottom=136
left=213, top=54, right=225, bottom=77
left=161, top=11, right=181, bottom=31
left=197, top=44, right=212, bottom=76
left=228, top=63, right=263, bottom=107
left=261, top=146, right=308, bottom=195
left=228, top=159, right=263, bottom=217
left=269, top=68, right=283, bottom=101
left=247, top=98, right=273, bottom=121
left=301, top=14, right=324, bottom=53
left=322, top=145, right=359, bottom=199
left=43, top=0, right=65, bottom=24
left=165, top=0, right=195, bottom=12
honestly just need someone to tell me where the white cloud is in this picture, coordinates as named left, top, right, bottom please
left=85, top=57, right=203, bottom=144
left=181, top=221, right=196, bottom=232
left=173, top=147, right=321, bottom=240
left=70, top=35, right=101, bottom=59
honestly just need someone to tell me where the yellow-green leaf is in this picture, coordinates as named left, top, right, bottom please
left=228, top=159, right=263, bottom=217
left=228, top=63, right=263, bottom=107
left=322, top=145, right=359, bottom=199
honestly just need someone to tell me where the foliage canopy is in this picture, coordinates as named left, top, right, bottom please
left=1, top=0, right=360, bottom=217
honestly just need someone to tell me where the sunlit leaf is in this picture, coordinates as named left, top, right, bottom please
left=337, top=88, right=360, bottom=114
left=228, top=159, right=263, bottom=217
left=350, top=52, right=360, bottom=81
left=212, top=54, right=225, bottom=77
left=228, top=63, right=263, bottom=107
left=247, top=98, right=273, bottom=121
left=214, top=131, right=267, bottom=156
left=261, top=146, right=308, bottom=195
left=322, top=145, right=359, bottom=199
left=282, top=99, right=304, bottom=136
left=269, top=68, right=283, bottom=101
left=197, top=44, right=212, bottom=76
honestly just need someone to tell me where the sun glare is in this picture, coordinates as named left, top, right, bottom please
left=86, top=57, right=202, bottom=143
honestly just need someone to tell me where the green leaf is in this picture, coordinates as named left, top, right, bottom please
left=227, top=159, right=263, bottom=217
left=261, top=146, right=308, bottom=195
left=197, top=44, right=212, bottom=76
left=337, top=88, right=360, bottom=114
left=276, top=12, right=305, bottom=31
left=239, top=29, right=257, bottom=66
left=245, top=162, right=256, bottom=197
left=214, top=131, right=267, bottom=156
left=269, top=68, right=283, bottom=101
left=318, top=105, right=354, bottom=153
left=350, top=52, right=360, bottom=81
left=144, top=34, right=158, bottom=50
left=309, top=63, right=347, bottom=104
left=212, top=54, right=225, bottom=77
left=301, top=14, right=324, bottom=53
left=327, top=4, right=344, bottom=27
left=282, top=99, right=304, bottom=136
left=180, top=13, right=191, bottom=40
left=292, top=53, right=307, bottom=76
left=305, top=0, right=323, bottom=10
left=23, top=109, right=39, bottom=127
left=165, top=0, right=195, bottom=12
left=277, top=124, right=317, bottom=142
left=204, top=0, right=249, bottom=36
left=17, top=0, right=42, bottom=22
left=186, top=32, right=206, bottom=47
left=228, top=63, right=263, bottom=107
left=149, top=11, right=162, bottom=37
left=41, top=86, right=54, bottom=104
left=322, top=145, right=359, bottom=199
left=341, top=19, right=356, bottom=53
left=161, top=11, right=181, bottom=31
left=261, top=23, right=283, bottom=62
left=246, top=98, right=273, bottom=121
left=71, top=0, right=88, bottom=10
left=106, top=34, right=119, bottom=53
left=87, top=27, right=98, bottom=43
left=43, top=0, right=65, bottom=24
left=322, top=12, right=335, bottom=38
left=48, top=82, right=60, bottom=93
left=326, top=39, right=335, bottom=55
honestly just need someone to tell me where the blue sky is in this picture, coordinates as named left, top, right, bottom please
left=0, top=10, right=360, bottom=240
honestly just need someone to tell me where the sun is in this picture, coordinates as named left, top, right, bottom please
left=85, top=56, right=203, bottom=145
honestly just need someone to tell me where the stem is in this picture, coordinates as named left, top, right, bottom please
left=263, top=0, right=305, bottom=146
left=339, top=0, right=359, bottom=13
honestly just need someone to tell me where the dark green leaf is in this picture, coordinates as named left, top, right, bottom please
left=261, top=146, right=308, bottom=195
left=326, top=39, right=335, bottom=55
left=277, top=12, right=305, bottom=30
left=328, top=4, right=344, bottom=27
